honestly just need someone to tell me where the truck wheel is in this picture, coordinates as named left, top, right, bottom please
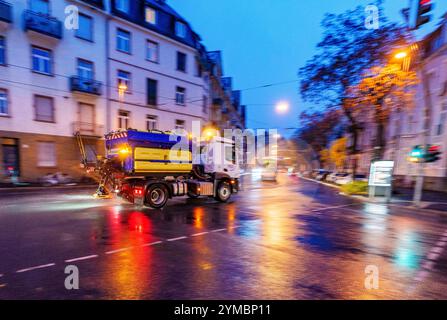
left=146, top=184, right=169, bottom=209
left=215, top=182, right=231, bottom=202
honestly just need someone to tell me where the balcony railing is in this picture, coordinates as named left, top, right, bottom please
left=70, top=77, right=102, bottom=95
left=0, top=1, right=12, bottom=23
left=73, top=122, right=104, bottom=137
left=23, top=10, right=62, bottom=39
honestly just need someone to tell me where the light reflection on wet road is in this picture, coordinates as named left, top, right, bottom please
left=1, top=174, right=447, bottom=299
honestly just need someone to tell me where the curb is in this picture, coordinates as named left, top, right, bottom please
left=0, top=184, right=97, bottom=192
left=298, top=177, right=447, bottom=216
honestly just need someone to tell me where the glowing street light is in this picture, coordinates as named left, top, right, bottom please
left=394, top=51, right=408, bottom=60
left=275, top=101, right=289, bottom=114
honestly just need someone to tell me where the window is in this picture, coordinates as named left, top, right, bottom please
left=115, top=0, right=129, bottom=14
left=117, top=70, right=131, bottom=93
left=202, top=95, right=208, bottom=114
left=225, top=145, right=236, bottom=165
left=146, top=40, right=159, bottom=63
left=0, top=37, right=5, bottom=65
left=77, top=59, right=94, bottom=80
left=177, top=52, right=187, bottom=72
left=146, top=115, right=157, bottom=131
left=147, top=78, right=157, bottom=106
left=145, top=7, right=157, bottom=25
left=32, top=47, right=52, bottom=75
left=118, top=110, right=130, bottom=130
left=176, top=87, right=186, bottom=105
left=175, top=119, right=185, bottom=130
left=175, top=21, right=187, bottom=38
left=31, top=0, right=49, bottom=14
left=0, top=89, right=8, bottom=116
left=76, top=14, right=93, bottom=41
left=195, top=58, right=202, bottom=77
left=37, top=142, right=56, bottom=167
left=116, top=29, right=131, bottom=53
left=34, top=95, right=54, bottom=122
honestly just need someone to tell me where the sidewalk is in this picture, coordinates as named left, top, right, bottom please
left=300, top=177, right=447, bottom=213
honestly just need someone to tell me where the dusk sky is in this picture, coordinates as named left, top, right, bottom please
left=170, top=0, right=446, bottom=136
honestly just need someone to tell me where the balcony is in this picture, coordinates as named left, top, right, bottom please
left=23, top=10, right=62, bottom=39
left=0, top=1, right=12, bottom=23
left=72, top=122, right=104, bottom=138
left=70, top=77, right=102, bottom=95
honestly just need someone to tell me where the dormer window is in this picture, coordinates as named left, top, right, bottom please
left=175, top=21, right=187, bottom=38
left=116, top=0, right=129, bottom=14
left=145, top=7, right=157, bottom=25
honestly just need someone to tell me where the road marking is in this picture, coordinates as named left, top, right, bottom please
left=16, top=263, right=56, bottom=274
left=211, top=228, right=227, bottom=233
left=311, top=203, right=359, bottom=212
left=105, top=247, right=133, bottom=255
left=427, top=252, right=440, bottom=261
left=430, top=247, right=443, bottom=254
left=167, top=236, right=188, bottom=242
left=65, top=255, right=98, bottom=263
left=191, top=232, right=209, bottom=237
left=141, top=241, right=163, bottom=247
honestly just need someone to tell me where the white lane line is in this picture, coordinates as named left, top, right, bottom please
left=191, top=232, right=209, bottom=237
left=141, top=241, right=163, bottom=247
left=16, top=263, right=56, bottom=274
left=211, top=228, right=227, bottom=233
left=427, top=252, right=440, bottom=261
left=430, top=247, right=444, bottom=254
left=65, top=255, right=98, bottom=263
left=167, top=236, right=188, bottom=242
left=311, top=203, right=359, bottom=212
left=105, top=247, right=133, bottom=255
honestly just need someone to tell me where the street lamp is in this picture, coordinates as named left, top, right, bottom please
left=395, top=51, right=408, bottom=60
left=275, top=101, right=290, bottom=114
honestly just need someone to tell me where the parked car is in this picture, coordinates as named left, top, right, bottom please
left=327, top=172, right=349, bottom=183
left=40, top=172, right=76, bottom=187
left=335, top=174, right=368, bottom=186
left=316, top=171, right=331, bottom=181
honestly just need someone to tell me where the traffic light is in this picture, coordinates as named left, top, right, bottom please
left=408, top=145, right=442, bottom=163
left=408, top=145, right=425, bottom=163
left=415, top=0, right=433, bottom=29
left=425, top=144, right=442, bottom=163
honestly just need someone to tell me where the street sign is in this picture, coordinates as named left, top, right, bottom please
left=368, top=160, right=395, bottom=187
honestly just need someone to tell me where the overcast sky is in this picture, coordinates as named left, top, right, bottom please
left=170, top=0, right=446, bottom=136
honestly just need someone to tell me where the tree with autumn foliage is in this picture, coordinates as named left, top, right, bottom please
left=356, top=63, right=417, bottom=159
left=299, top=1, right=410, bottom=174
left=329, top=137, right=348, bottom=170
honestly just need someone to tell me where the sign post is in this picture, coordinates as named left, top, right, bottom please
left=368, top=160, right=395, bottom=203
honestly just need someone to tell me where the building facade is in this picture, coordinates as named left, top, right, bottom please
left=0, top=0, right=218, bottom=182
left=207, top=50, right=246, bottom=134
left=351, top=16, right=447, bottom=191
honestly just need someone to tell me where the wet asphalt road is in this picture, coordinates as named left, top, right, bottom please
left=1, top=174, right=447, bottom=300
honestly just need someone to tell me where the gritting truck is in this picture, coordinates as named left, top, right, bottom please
left=77, top=129, right=240, bottom=209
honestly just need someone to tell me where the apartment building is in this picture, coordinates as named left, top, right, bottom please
left=0, top=0, right=214, bottom=182
left=207, top=50, right=246, bottom=133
